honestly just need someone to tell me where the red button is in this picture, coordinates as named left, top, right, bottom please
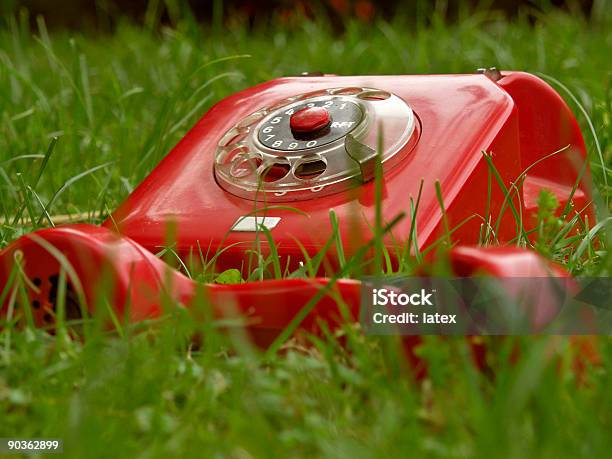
left=290, top=107, right=331, bottom=134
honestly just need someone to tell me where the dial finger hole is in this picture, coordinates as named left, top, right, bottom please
left=261, top=160, right=291, bottom=183
left=330, top=87, right=363, bottom=95
left=228, top=133, right=248, bottom=146
left=230, top=153, right=262, bottom=178
left=219, top=128, right=238, bottom=147
left=237, top=112, right=265, bottom=129
left=217, top=145, right=248, bottom=165
left=267, top=97, right=299, bottom=112
left=298, top=89, right=330, bottom=99
left=294, top=156, right=327, bottom=181
left=357, top=90, right=391, bottom=101
left=219, top=127, right=250, bottom=147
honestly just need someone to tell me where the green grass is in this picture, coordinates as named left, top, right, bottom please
left=1, top=4, right=612, bottom=458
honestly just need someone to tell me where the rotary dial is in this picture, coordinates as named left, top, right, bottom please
left=214, top=87, right=417, bottom=202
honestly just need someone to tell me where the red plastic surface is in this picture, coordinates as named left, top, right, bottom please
left=450, top=246, right=569, bottom=277
left=497, top=72, right=592, bottom=217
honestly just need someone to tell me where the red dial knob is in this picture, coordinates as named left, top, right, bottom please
left=290, top=106, right=331, bottom=134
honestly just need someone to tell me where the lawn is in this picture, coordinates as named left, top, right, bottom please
left=0, top=4, right=611, bottom=458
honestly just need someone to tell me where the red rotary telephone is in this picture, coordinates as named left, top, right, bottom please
left=0, top=70, right=593, bottom=345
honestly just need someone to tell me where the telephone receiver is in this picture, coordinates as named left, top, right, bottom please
left=0, top=70, right=594, bottom=345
